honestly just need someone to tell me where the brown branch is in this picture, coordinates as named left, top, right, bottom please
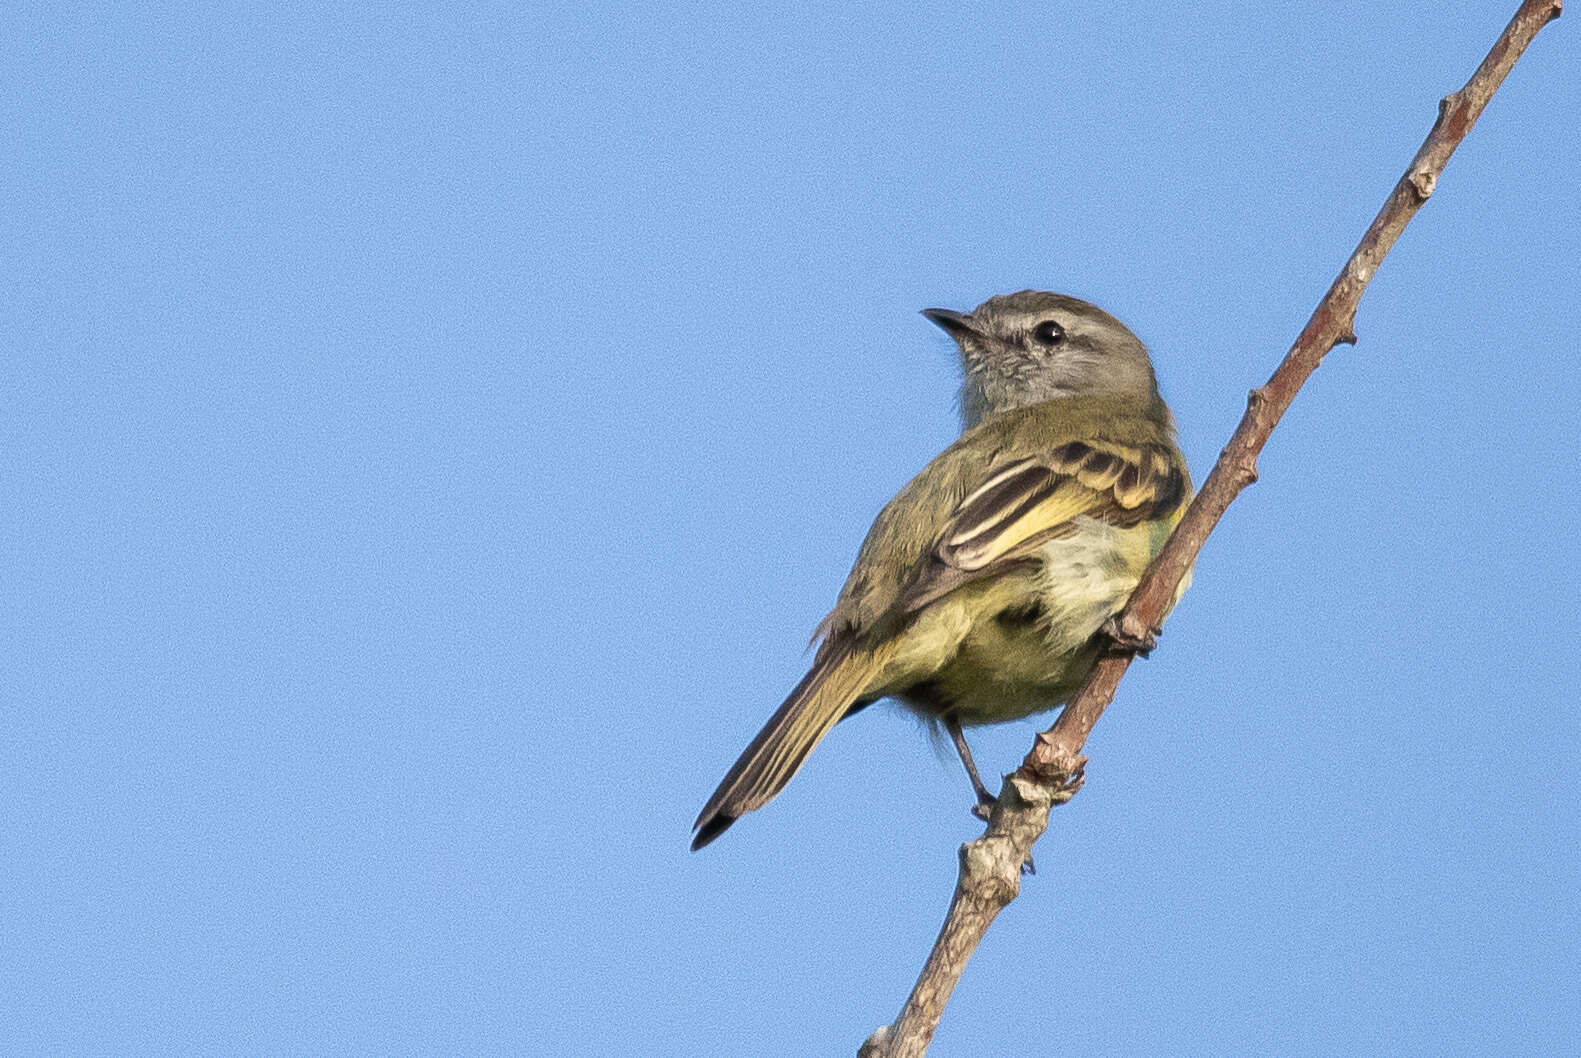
left=860, top=2, right=1563, bottom=1055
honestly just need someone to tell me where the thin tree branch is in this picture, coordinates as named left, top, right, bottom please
left=861, top=2, right=1563, bottom=1054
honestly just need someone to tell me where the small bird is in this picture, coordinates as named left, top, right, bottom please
left=692, top=291, right=1190, bottom=850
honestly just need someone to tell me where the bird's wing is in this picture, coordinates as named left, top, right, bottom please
left=894, top=440, right=1187, bottom=613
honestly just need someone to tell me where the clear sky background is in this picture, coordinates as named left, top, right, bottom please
left=5, top=3, right=1578, bottom=1056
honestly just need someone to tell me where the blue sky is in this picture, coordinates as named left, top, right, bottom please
left=5, top=3, right=1578, bottom=1055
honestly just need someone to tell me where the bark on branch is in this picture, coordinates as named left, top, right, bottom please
left=861, top=2, right=1563, bottom=1054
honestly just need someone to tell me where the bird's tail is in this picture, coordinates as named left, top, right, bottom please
left=691, top=642, right=889, bottom=850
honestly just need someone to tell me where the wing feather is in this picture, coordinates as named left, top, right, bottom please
left=895, top=440, right=1187, bottom=613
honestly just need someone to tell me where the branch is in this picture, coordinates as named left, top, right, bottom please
left=860, top=2, right=1563, bottom=1054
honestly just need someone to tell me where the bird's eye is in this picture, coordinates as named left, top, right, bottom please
left=1031, top=320, right=1065, bottom=347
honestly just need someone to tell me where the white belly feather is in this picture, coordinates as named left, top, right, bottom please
left=1031, top=516, right=1149, bottom=657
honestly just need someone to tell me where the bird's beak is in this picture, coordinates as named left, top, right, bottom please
left=921, top=307, right=979, bottom=340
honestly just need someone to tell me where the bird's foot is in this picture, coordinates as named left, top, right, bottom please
left=1101, top=615, right=1159, bottom=658
left=969, top=793, right=996, bottom=823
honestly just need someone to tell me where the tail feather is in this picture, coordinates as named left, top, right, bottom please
left=691, top=643, right=884, bottom=850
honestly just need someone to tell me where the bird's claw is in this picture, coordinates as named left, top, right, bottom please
left=1102, top=615, right=1159, bottom=658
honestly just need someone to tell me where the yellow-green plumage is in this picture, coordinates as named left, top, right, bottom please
left=830, top=393, right=1186, bottom=638
left=829, top=393, right=1189, bottom=724
left=692, top=292, right=1191, bottom=850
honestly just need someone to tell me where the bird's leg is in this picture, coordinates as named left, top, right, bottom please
left=1101, top=613, right=1159, bottom=658
left=944, top=714, right=997, bottom=821
left=945, top=714, right=1036, bottom=874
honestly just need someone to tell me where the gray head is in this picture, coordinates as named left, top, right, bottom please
left=922, top=290, right=1159, bottom=428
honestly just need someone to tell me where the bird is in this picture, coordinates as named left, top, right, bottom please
left=692, top=290, right=1190, bottom=850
